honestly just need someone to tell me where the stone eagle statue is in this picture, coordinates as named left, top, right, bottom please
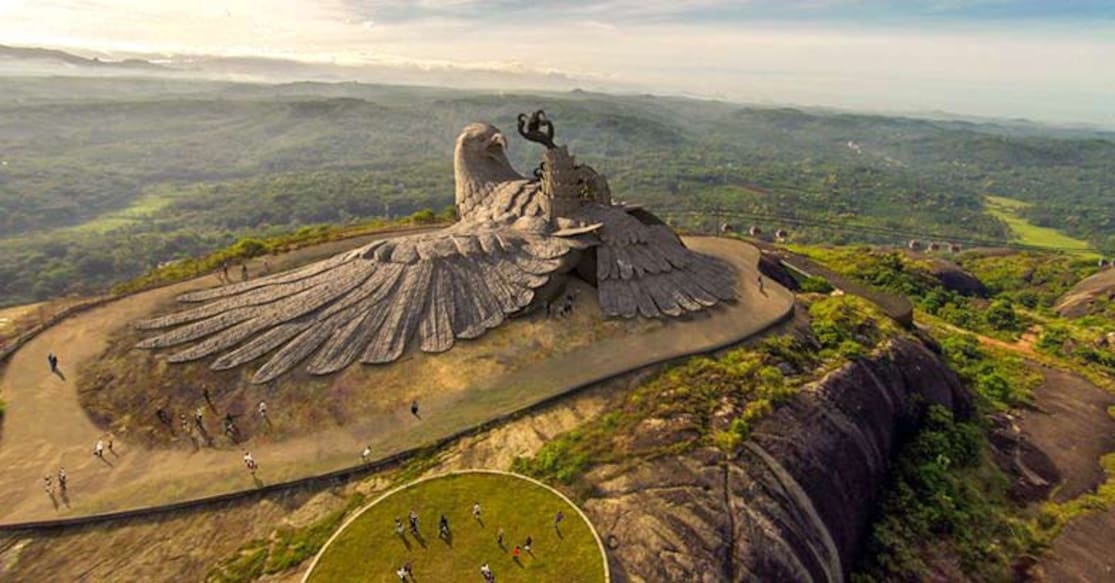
left=136, top=112, right=736, bottom=383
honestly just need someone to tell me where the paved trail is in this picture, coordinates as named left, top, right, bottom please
left=0, top=236, right=791, bottom=524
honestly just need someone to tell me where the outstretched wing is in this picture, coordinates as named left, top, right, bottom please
left=576, top=204, right=736, bottom=319
left=136, top=223, right=587, bottom=384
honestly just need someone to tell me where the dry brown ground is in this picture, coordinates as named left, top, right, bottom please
left=77, top=277, right=658, bottom=450
left=0, top=365, right=628, bottom=582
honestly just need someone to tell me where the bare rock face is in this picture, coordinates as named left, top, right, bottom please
left=1055, top=267, right=1115, bottom=318
left=758, top=252, right=800, bottom=292
left=585, top=338, right=970, bottom=582
left=924, top=259, right=988, bottom=297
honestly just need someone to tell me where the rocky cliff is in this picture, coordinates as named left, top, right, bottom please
left=584, top=337, right=971, bottom=582
left=1055, top=267, right=1115, bottom=318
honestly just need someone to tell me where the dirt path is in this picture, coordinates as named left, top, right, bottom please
left=0, top=236, right=792, bottom=525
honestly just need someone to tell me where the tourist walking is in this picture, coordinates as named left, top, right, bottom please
left=93, top=439, right=105, bottom=458
left=439, top=514, right=450, bottom=539
left=57, top=467, right=67, bottom=492
left=394, top=517, right=405, bottom=537
left=361, top=445, right=372, bottom=463
left=554, top=510, right=565, bottom=529
left=757, top=274, right=765, bottom=293
left=409, top=509, right=419, bottom=535
left=241, top=263, right=249, bottom=281
left=497, top=528, right=504, bottom=547
left=257, top=400, right=267, bottom=420
left=472, top=501, right=482, bottom=521
left=43, top=475, right=54, bottom=495
left=243, top=450, right=257, bottom=474
left=410, top=399, right=419, bottom=418
left=524, top=535, right=532, bottom=554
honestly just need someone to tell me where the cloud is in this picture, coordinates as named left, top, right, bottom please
left=0, top=0, right=1112, bottom=125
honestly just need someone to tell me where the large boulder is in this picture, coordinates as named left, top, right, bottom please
left=925, top=258, right=988, bottom=297
left=1055, top=268, right=1115, bottom=318
left=585, top=338, right=971, bottom=581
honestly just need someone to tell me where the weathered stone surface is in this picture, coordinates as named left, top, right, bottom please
left=137, top=119, right=738, bottom=382
left=1055, top=266, right=1115, bottom=318
left=585, top=338, right=972, bottom=582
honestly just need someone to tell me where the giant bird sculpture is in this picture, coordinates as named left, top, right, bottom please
left=137, top=113, right=736, bottom=383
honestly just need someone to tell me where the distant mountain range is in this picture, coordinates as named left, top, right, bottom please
left=0, top=44, right=606, bottom=93
left=0, top=44, right=167, bottom=71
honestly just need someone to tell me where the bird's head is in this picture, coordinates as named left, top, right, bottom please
left=455, top=122, right=512, bottom=166
left=454, top=122, right=522, bottom=216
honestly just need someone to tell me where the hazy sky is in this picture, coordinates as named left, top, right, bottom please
left=2, top=1, right=1113, bottom=126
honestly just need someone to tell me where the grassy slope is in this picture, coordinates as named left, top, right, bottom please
left=308, top=473, right=603, bottom=583
left=985, top=195, right=1097, bottom=257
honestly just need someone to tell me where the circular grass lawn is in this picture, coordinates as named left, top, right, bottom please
left=306, top=471, right=607, bottom=582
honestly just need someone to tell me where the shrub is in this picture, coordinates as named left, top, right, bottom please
left=1037, top=325, right=1071, bottom=352
left=408, top=208, right=437, bottom=224
left=984, top=298, right=1021, bottom=333
left=799, top=276, right=834, bottom=294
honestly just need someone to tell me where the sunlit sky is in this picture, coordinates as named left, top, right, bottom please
left=2, top=1, right=1114, bottom=126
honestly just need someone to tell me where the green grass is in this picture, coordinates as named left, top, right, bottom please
left=307, top=473, right=605, bottom=583
left=64, top=187, right=181, bottom=234
left=985, top=196, right=1097, bottom=258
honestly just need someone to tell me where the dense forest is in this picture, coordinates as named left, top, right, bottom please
left=1, top=77, right=1112, bottom=307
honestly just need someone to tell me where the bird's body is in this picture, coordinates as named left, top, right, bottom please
left=137, top=120, right=735, bottom=383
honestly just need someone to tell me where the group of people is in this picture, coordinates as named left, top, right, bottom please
left=219, top=259, right=272, bottom=284
left=155, top=391, right=272, bottom=466
left=219, top=260, right=251, bottom=284
left=392, top=503, right=569, bottom=581
left=42, top=467, right=66, bottom=497
left=41, top=432, right=116, bottom=502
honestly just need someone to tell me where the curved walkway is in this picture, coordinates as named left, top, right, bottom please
left=0, top=236, right=792, bottom=526
left=302, top=469, right=609, bottom=582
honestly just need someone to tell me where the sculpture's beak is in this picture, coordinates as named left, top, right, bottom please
left=488, top=132, right=507, bottom=152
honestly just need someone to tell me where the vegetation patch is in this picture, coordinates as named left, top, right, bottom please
left=985, top=196, right=1096, bottom=258
left=794, top=246, right=1037, bottom=340
left=957, top=250, right=1097, bottom=310
left=207, top=493, right=367, bottom=582
left=934, top=330, right=1041, bottom=411
left=306, top=472, right=605, bottom=583
left=513, top=295, right=899, bottom=487
left=853, top=405, right=1042, bottom=581
left=855, top=318, right=1111, bottom=581
left=1038, top=453, right=1115, bottom=541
